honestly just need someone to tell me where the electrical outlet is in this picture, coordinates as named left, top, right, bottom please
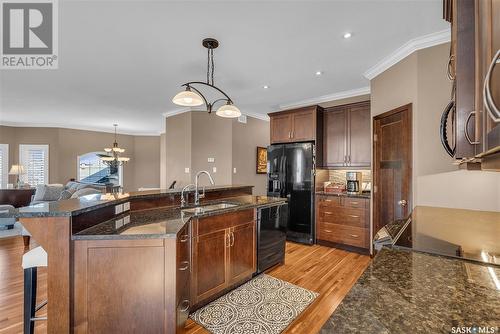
left=184, top=167, right=190, bottom=174
left=212, top=166, right=217, bottom=173
left=233, top=167, right=237, bottom=174
left=207, top=157, right=215, bottom=163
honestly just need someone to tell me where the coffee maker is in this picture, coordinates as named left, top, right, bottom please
left=346, top=172, right=362, bottom=195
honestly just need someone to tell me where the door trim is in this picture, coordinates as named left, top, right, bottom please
left=373, top=103, right=413, bottom=234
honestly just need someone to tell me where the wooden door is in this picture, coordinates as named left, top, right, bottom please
left=348, top=104, right=371, bottom=167
left=228, top=222, right=256, bottom=284
left=373, top=104, right=412, bottom=234
left=324, top=109, right=347, bottom=167
left=191, top=230, right=228, bottom=305
left=292, top=109, right=315, bottom=141
left=270, top=114, right=292, bottom=143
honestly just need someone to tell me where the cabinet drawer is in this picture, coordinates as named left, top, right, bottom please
left=194, top=209, right=254, bottom=236
left=318, top=222, right=368, bottom=249
left=343, top=197, right=368, bottom=209
left=317, top=196, right=341, bottom=207
left=318, top=208, right=366, bottom=228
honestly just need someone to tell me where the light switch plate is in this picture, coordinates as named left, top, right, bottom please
left=207, top=157, right=215, bottom=163
left=233, top=168, right=237, bottom=174
left=184, top=167, right=190, bottom=174
left=212, top=166, right=217, bottom=173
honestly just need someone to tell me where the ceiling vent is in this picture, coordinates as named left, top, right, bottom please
left=238, top=115, right=247, bottom=124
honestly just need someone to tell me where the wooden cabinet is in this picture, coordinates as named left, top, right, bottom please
left=191, top=210, right=256, bottom=309
left=72, top=224, right=191, bottom=334
left=315, top=195, right=370, bottom=252
left=269, top=106, right=323, bottom=144
left=445, top=0, right=500, bottom=164
left=270, top=113, right=293, bottom=143
left=323, top=101, right=371, bottom=168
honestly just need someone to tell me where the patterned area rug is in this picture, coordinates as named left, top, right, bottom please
left=189, top=274, right=318, bottom=334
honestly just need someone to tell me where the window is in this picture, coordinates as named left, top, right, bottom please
left=77, top=152, right=122, bottom=187
left=19, top=144, right=49, bottom=186
left=0, top=144, right=8, bottom=189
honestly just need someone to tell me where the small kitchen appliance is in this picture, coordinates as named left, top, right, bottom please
left=346, top=172, right=362, bottom=195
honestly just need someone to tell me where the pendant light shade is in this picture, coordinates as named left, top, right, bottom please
left=216, top=103, right=241, bottom=118
left=172, top=88, right=204, bottom=107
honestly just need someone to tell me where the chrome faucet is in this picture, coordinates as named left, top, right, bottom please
left=180, top=184, right=195, bottom=207
left=194, top=170, right=215, bottom=206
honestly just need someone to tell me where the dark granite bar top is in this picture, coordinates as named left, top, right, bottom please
left=73, top=195, right=286, bottom=240
left=320, top=247, right=500, bottom=334
left=315, top=191, right=371, bottom=199
left=0, top=185, right=253, bottom=218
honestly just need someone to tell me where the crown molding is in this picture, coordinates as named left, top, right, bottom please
left=278, top=86, right=371, bottom=111
left=162, top=107, right=270, bottom=122
left=363, top=28, right=451, bottom=80
left=0, top=121, right=162, bottom=136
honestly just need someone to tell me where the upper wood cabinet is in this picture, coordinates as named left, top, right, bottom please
left=323, top=101, right=371, bottom=168
left=445, top=0, right=500, bottom=163
left=269, top=106, right=323, bottom=144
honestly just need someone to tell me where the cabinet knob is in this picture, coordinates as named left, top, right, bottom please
left=348, top=215, right=360, bottom=218
left=398, top=199, right=407, bottom=207
left=324, top=211, right=333, bottom=215
left=324, top=229, right=332, bottom=233
left=179, top=299, right=190, bottom=312
left=349, top=234, right=359, bottom=238
left=179, top=234, right=189, bottom=242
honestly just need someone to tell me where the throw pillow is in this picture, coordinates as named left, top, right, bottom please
left=58, top=189, right=75, bottom=200
left=33, top=185, right=64, bottom=202
left=70, top=188, right=101, bottom=199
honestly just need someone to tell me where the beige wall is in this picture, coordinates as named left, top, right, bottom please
left=232, top=117, right=270, bottom=195
left=0, top=126, right=161, bottom=191
left=371, top=42, right=499, bottom=212
left=164, top=112, right=192, bottom=188
left=164, top=112, right=270, bottom=194
left=371, top=43, right=456, bottom=209
left=191, top=113, right=233, bottom=187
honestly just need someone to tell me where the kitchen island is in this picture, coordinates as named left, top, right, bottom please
left=3, top=185, right=286, bottom=333
left=320, top=206, right=500, bottom=333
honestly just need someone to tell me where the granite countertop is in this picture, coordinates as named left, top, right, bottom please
left=315, top=191, right=371, bottom=199
left=0, top=185, right=253, bottom=218
left=73, top=195, right=287, bottom=240
left=320, top=247, right=500, bottom=334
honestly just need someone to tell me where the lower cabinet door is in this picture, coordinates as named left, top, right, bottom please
left=192, top=229, right=228, bottom=305
left=228, top=222, right=256, bottom=284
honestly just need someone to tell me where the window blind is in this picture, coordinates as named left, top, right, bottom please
left=0, top=144, right=8, bottom=189
left=19, top=145, right=49, bottom=186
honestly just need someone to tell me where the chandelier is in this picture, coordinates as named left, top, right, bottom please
left=172, top=38, right=241, bottom=118
left=101, top=124, right=130, bottom=166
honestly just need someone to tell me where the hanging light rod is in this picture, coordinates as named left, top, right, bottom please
left=172, top=38, right=241, bottom=118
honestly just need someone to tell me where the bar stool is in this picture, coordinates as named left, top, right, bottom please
left=22, top=246, right=47, bottom=334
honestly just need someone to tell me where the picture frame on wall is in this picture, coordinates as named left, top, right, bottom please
left=256, top=147, right=267, bottom=174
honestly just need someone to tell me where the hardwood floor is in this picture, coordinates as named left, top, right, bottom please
left=0, top=237, right=370, bottom=334
left=185, top=242, right=371, bottom=334
left=0, top=237, right=46, bottom=334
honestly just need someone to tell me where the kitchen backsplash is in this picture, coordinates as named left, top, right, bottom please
left=327, top=169, right=372, bottom=184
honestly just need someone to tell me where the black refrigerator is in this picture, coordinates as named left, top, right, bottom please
left=267, top=142, right=315, bottom=244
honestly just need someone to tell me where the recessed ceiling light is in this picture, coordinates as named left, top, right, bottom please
left=343, top=32, right=352, bottom=39
left=263, top=85, right=269, bottom=89
left=315, top=71, right=322, bottom=76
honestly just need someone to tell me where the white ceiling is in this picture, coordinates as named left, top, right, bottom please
left=0, top=0, right=449, bottom=135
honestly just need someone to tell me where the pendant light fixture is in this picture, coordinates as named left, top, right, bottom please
left=101, top=124, right=130, bottom=166
left=172, top=38, right=241, bottom=118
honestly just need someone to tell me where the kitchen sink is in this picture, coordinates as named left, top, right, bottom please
left=181, top=202, right=238, bottom=215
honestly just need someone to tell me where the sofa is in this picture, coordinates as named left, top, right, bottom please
left=30, top=181, right=106, bottom=205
